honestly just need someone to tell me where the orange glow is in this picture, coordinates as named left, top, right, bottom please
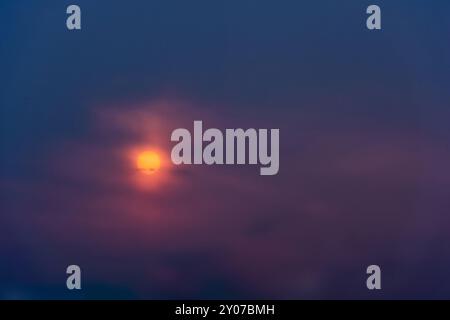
left=127, top=146, right=177, bottom=192
left=136, top=151, right=161, bottom=174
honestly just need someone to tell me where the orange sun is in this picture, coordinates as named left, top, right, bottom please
left=136, top=151, right=161, bottom=174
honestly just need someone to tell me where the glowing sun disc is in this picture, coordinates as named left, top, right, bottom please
left=136, top=151, right=161, bottom=174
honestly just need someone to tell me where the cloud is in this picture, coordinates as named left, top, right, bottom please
left=2, top=97, right=450, bottom=298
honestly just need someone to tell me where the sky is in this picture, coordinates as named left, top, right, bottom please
left=1, top=0, right=450, bottom=299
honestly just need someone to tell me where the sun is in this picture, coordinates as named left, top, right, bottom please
left=136, top=151, right=161, bottom=174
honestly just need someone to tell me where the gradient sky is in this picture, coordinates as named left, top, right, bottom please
left=1, top=0, right=450, bottom=299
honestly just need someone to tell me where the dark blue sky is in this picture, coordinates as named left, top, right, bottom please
left=1, top=0, right=450, bottom=299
